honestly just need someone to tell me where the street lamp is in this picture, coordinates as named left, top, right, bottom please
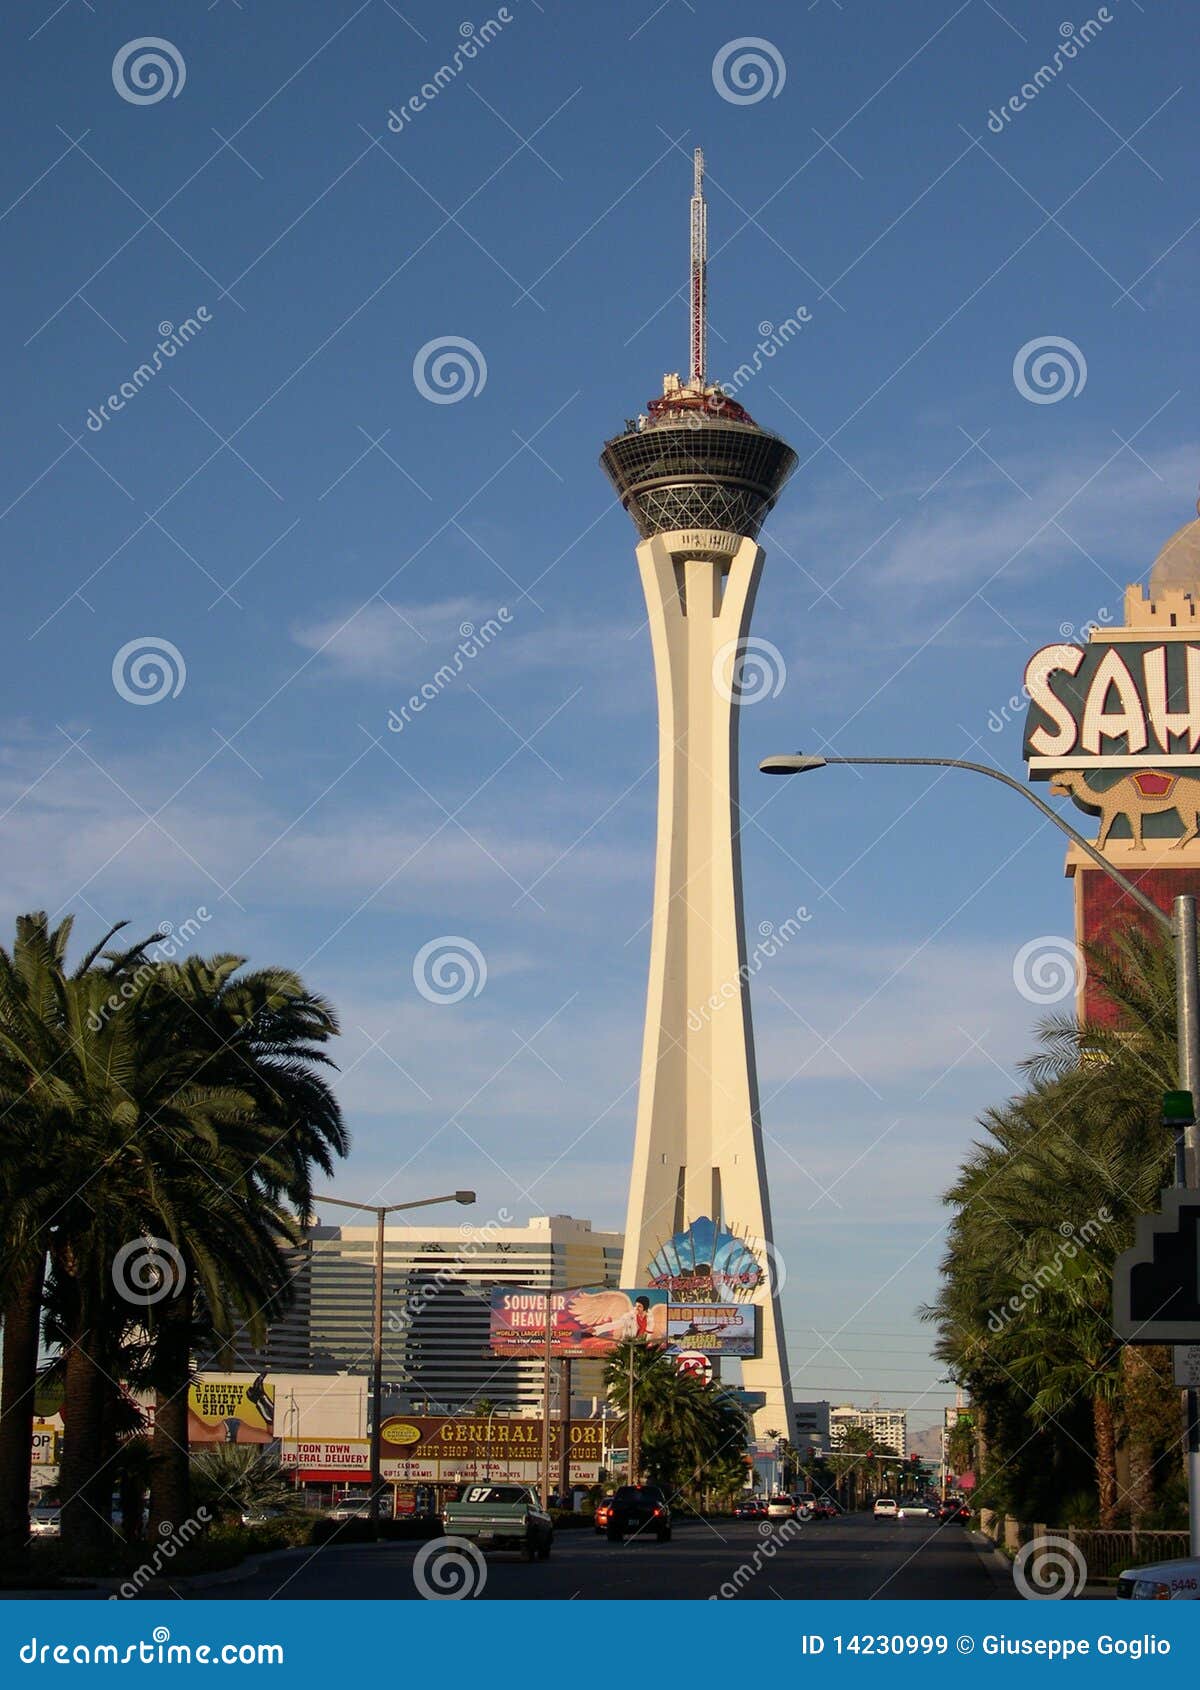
left=761, top=750, right=1200, bottom=1554
left=315, top=1189, right=476, bottom=1534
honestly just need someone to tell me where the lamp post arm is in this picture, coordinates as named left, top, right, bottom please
left=818, top=757, right=1172, bottom=935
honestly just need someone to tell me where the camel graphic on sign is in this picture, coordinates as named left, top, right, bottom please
left=1049, top=769, right=1200, bottom=850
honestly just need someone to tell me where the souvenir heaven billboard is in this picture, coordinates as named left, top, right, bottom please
left=489, top=1285, right=760, bottom=1358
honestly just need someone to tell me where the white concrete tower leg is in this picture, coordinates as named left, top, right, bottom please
left=620, top=529, right=794, bottom=1443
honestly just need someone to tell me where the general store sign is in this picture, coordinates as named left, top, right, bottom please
left=283, top=1421, right=603, bottom=1484
left=1023, top=639, right=1200, bottom=772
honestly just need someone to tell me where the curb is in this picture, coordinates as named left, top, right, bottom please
left=968, top=1530, right=1018, bottom=1598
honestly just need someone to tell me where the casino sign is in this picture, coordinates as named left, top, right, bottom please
left=1023, top=524, right=1200, bottom=851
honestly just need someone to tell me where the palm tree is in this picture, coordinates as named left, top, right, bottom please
left=603, top=1340, right=670, bottom=1480
left=131, top=955, right=344, bottom=1537
left=925, top=921, right=1179, bottom=1527
left=0, top=913, right=158, bottom=1565
left=0, top=923, right=346, bottom=1560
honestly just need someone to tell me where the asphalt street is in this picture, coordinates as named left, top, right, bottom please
left=181, top=1513, right=1016, bottom=1601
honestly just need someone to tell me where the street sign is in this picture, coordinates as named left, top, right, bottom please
left=1113, top=1188, right=1200, bottom=1342
left=1175, top=1345, right=1200, bottom=1388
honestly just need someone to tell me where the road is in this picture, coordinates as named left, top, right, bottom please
left=181, top=1513, right=1014, bottom=1601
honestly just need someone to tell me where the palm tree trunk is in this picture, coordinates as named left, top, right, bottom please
left=58, top=1332, right=111, bottom=1555
left=0, top=1252, right=46, bottom=1567
left=1093, top=1396, right=1118, bottom=1527
left=148, top=1297, right=192, bottom=1537
left=1121, top=1347, right=1156, bottom=1526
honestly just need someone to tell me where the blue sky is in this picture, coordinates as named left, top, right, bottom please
left=3, top=0, right=1198, bottom=1432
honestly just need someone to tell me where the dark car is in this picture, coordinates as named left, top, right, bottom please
left=605, top=1484, right=672, bottom=1542
left=732, top=1498, right=765, bottom=1519
left=936, top=1500, right=971, bottom=1523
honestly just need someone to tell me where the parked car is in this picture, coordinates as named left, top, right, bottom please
left=605, top=1484, right=672, bottom=1543
left=766, top=1494, right=797, bottom=1520
left=241, top=1506, right=288, bottom=1526
left=873, top=1497, right=899, bottom=1519
left=593, top=1496, right=615, bottom=1535
left=442, top=1483, right=553, bottom=1561
left=27, top=1505, right=61, bottom=1539
left=327, top=1494, right=392, bottom=1523
left=1116, top=1557, right=1200, bottom=1600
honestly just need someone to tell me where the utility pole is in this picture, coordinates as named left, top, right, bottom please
left=539, top=1290, right=554, bottom=1510
left=1173, top=895, right=1200, bottom=1558
left=558, top=1358, right=572, bottom=1507
left=627, top=1345, right=637, bottom=1482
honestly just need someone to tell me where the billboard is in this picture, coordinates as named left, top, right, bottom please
left=489, top=1287, right=668, bottom=1357
left=646, top=1216, right=765, bottom=1299
left=31, top=1423, right=58, bottom=1465
left=377, top=1416, right=602, bottom=1484
left=667, top=1303, right=758, bottom=1356
left=188, top=1374, right=275, bottom=1445
left=489, top=1285, right=760, bottom=1358
left=281, top=1438, right=371, bottom=1480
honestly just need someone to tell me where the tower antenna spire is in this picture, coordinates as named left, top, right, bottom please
left=689, top=146, right=707, bottom=389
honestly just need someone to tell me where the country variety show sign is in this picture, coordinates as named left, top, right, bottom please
left=187, top=1374, right=275, bottom=1445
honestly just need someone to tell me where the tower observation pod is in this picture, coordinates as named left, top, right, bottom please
left=600, top=150, right=798, bottom=1442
